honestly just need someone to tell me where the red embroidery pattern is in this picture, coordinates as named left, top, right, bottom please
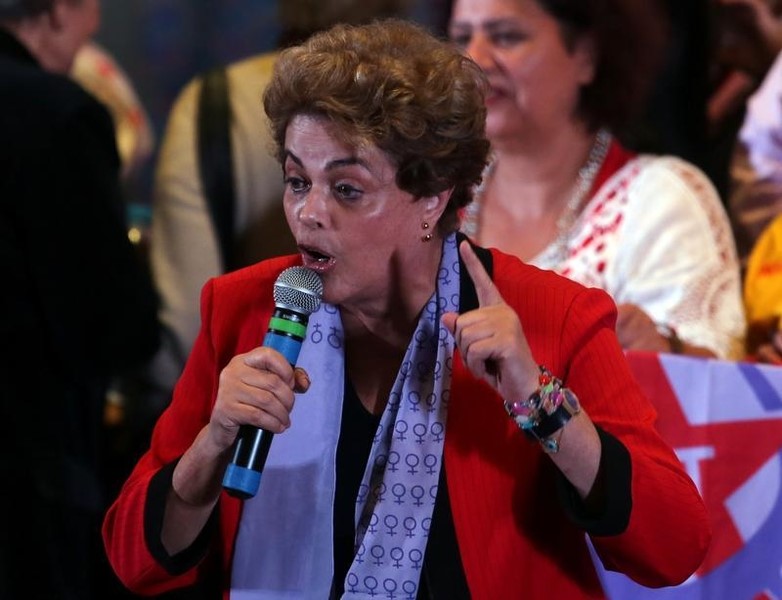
left=533, top=156, right=744, bottom=357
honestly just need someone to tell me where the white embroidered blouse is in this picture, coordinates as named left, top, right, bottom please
left=470, top=155, right=747, bottom=359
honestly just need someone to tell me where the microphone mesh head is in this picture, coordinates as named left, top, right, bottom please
left=273, top=266, right=323, bottom=315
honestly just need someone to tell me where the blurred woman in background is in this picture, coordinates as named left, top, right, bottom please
left=450, top=0, right=746, bottom=359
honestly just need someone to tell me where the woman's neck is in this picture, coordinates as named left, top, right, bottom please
left=340, top=244, right=441, bottom=415
left=340, top=238, right=443, bottom=349
left=491, top=126, right=596, bottom=214
left=338, top=235, right=446, bottom=414
left=344, top=328, right=409, bottom=416
left=472, top=126, right=607, bottom=261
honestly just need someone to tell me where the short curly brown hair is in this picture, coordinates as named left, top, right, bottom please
left=263, top=18, right=491, bottom=233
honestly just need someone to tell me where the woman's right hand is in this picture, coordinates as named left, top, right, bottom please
left=205, top=347, right=311, bottom=454
left=164, top=347, right=311, bottom=529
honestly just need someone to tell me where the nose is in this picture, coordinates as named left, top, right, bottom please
left=297, top=187, right=327, bottom=229
left=465, top=32, right=494, bottom=71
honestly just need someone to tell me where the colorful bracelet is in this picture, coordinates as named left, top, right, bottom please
left=503, top=366, right=581, bottom=453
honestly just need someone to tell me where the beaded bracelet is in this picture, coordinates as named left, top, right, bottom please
left=503, top=366, right=581, bottom=453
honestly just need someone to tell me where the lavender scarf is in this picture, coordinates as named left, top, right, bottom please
left=230, top=234, right=460, bottom=599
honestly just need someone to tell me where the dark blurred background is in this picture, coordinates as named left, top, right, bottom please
left=93, top=0, right=451, bottom=208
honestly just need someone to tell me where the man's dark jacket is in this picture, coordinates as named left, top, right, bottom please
left=0, top=29, right=160, bottom=599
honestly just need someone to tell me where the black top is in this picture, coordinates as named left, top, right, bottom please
left=330, top=376, right=471, bottom=599
left=331, top=376, right=382, bottom=598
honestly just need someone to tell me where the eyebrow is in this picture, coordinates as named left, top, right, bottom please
left=485, top=19, right=524, bottom=32
left=284, top=151, right=372, bottom=173
left=450, top=18, right=520, bottom=31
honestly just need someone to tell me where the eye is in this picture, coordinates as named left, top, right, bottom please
left=449, top=31, right=472, bottom=49
left=488, top=30, right=526, bottom=48
left=284, top=176, right=310, bottom=194
left=334, top=183, right=362, bottom=201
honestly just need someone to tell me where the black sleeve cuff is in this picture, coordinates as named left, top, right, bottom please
left=556, top=426, right=632, bottom=536
left=144, top=458, right=218, bottom=574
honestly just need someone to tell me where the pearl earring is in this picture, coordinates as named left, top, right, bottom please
left=421, top=221, right=432, bottom=242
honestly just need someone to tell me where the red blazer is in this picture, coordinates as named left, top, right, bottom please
left=103, top=248, right=710, bottom=599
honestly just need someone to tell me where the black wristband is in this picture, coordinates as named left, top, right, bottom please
left=505, top=366, right=581, bottom=453
left=526, top=401, right=576, bottom=441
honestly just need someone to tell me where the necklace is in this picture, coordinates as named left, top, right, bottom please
left=461, top=129, right=612, bottom=263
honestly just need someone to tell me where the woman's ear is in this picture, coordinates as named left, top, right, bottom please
left=422, top=187, right=453, bottom=227
left=574, top=33, right=597, bottom=86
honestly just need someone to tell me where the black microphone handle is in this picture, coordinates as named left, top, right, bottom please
left=222, top=306, right=309, bottom=499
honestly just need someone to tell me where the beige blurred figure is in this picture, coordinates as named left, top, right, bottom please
left=70, top=41, right=157, bottom=434
left=147, top=0, right=411, bottom=412
left=71, top=40, right=155, bottom=180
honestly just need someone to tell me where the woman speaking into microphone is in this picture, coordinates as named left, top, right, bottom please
left=103, top=19, right=710, bottom=599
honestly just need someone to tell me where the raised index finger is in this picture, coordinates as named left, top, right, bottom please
left=458, top=240, right=503, bottom=307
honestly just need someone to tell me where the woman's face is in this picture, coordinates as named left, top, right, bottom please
left=449, top=0, right=595, bottom=145
left=282, top=114, right=438, bottom=309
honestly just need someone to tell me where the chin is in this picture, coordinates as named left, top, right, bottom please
left=320, top=279, right=372, bottom=311
left=487, top=123, right=526, bottom=147
left=317, top=277, right=342, bottom=308
left=486, top=106, right=525, bottom=139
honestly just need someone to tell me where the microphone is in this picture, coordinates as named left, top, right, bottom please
left=222, top=266, right=323, bottom=499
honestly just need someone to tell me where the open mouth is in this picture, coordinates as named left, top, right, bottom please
left=485, top=87, right=504, bottom=102
left=300, top=245, right=335, bottom=271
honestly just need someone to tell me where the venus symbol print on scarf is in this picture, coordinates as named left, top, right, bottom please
left=345, top=233, right=460, bottom=598
left=228, top=235, right=460, bottom=599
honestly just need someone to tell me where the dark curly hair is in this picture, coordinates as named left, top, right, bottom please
left=535, top=0, right=667, bottom=133
left=263, top=18, right=491, bottom=233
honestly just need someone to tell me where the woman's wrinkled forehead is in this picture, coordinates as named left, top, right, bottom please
left=284, top=111, right=370, bottom=151
left=284, top=114, right=395, bottom=171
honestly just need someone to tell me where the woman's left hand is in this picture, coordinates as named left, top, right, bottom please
left=615, top=303, right=670, bottom=352
left=441, top=241, right=539, bottom=401
left=443, top=241, right=602, bottom=497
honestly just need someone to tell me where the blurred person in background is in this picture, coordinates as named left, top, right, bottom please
left=69, top=34, right=160, bottom=520
left=144, top=0, right=413, bottom=424
left=725, top=1, right=782, bottom=362
left=71, top=39, right=156, bottom=182
left=700, top=0, right=782, bottom=203
left=743, top=210, right=782, bottom=361
left=724, top=0, right=782, bottom=264
left=0, top=0, right=160, bottom=598
left=450, top=0, right=746, bottom=360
